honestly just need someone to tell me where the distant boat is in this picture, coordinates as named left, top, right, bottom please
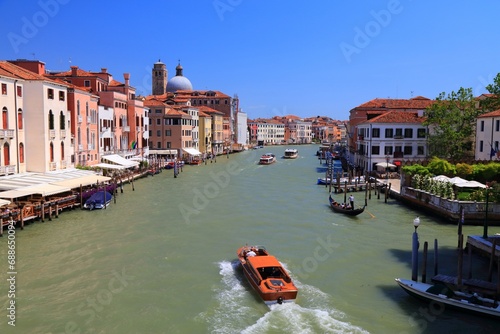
left=259, top=153, right=276, bottom=165
left=83, top=191, right=112, bottom=210
left=283, top=149, right=298, bottom=159
left=395, top=278, right=500, bottom=318
left=237, top=245, right=298, bottom=305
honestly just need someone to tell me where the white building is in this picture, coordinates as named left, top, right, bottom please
left=476, top=109, right=500, bottom=161
left=356, top=111, right=427, bottom=172
left=256, top=121, right=285, bottom=145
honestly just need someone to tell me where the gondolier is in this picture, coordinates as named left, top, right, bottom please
left=349, top=195, right=354, bottom=210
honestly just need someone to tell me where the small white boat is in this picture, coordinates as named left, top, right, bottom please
left=259, top=153, right=276, bottom=165
left=283, top=149, right=298, bottom=159
left=395, top=278, right=500, bottom=318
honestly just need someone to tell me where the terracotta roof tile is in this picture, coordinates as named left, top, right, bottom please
left=478, top=109, right=500, bottom=118
left=355, top=96, right=434, bottom=110
left=362, top=111, right=425, bottom=124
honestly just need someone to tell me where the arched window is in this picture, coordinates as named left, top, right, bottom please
left=77, top=100, right=80, bottom=115
left=17, top=108, right=23, bottom=129
left=2, top=107, right=7, bottom=129
left=3, top=142, right=10, bottom=165
left=77, top=128, right=81, bottom=146
left=86, top=101, right=89, bottom=116
left=61, top=141, right=64, bottom=160
left=60, top=111, right=65, bottom=130
left=50, top=142, right=54, bottom=162
left=48, top=110, right=54, bottom=130
left=19, top=143, right=24, bottom=163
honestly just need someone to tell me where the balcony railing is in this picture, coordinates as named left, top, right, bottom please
left=0, top=165, right=16, bottom=176
left=60, top=160, right=67, bottom=169
left=122, top=126, right=130, bottom=132
left=78, top=115, right=82, bottom=123
left=0, top=129, right=14, bottom=139
left=49, top=162, right=56, bottom=171
left=394, top=135, right=403, bottom=139
left=49, top=129, right=56, bottom=139
left=60, top=129, right=66, bottom=138
left=87, top=116, right=92, bottom=123
left=78, top=144, right=83, bottom=151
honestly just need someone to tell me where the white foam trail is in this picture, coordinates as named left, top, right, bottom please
left=200, top=261, right=369, bottom=334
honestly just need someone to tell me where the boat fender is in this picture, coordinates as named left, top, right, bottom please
left=277, top=296, right=283, bottom=304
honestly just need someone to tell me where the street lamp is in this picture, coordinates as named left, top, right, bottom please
left=413, top=216, right=421, bottom=232
left=411, top=216, right=420, bottom=281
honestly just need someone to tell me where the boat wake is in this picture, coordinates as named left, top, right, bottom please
left=198, top=261, right=369, bottom=334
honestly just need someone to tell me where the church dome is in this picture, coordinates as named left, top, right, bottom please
left=166, top=62, right=193, bottom=92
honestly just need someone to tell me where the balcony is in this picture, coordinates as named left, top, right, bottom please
left=49, top=129, right=56, bottom=139
left=122, top=126, right=130, bottom=132
left=0, top=165, right=15, bottom=176
left=394, top=135, right=403, bottom=139
left=87, top=116, right=92, bottom=123
left=78, top=144, right=83, bottom=151
left=60, top=129, right=66, bottom=138
left=49, top=162, right=56, bottom=171
left=0, top=129, right=14, bottom=139
left=78, top=115, right=82, bottom=123
left=60, top=160, right=67, bottom=169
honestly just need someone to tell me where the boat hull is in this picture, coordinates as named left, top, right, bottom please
left=237, top=246, right=298, bottom=305
left=329, top=195, right=365, bottom=216
left=83, top=191, right=113, bottom=210
left=395, top=278, right=500, bottom=318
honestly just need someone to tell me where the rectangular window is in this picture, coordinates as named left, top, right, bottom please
left=395, top=128, right=403, bottom=138
left=479, top=140, right=483, bottom=152
left=166, top=142, right=171, bottom=148
left=480, top=121, right=484, bottom=132
left=157, top=141, right=161, bottom=148
left=156, top=109, right=162, bottom=114
left=496, top=141, right=499, bottom=151
left=496, top=120, right=500, bottom=132
left=1, top=83, right=6, bottom=95
left=156, top=130, right=161, bottom=136
left=166, top=129, right=171, bottom=136
left=156, top=119, right=160, bottom=125
left=371, top=145, right=380, bottom=155
left=404, top=146, right=412, bottom=155
left=404, top=128, right=413, bottom=138
left=17, top=86, right=22, bottom=97
left=385, top=128, right=393, bottom=138
left=372, top=128, right=380, bottom=138
left=384, top=146, right=393, bottom=155
left=59, top=91, right=65, bottom=101
left=47, top=88, right=54, bottom=99
left=417, top=146, right=425, bottom=155
left=417, top=128, right=426, bottom=138
left=84, top=80, right=90, bottom=87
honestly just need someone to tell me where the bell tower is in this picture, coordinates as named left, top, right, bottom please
left=152, top=59, right=167, bottom=95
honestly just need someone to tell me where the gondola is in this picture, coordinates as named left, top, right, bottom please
left=328, top=195, right=365, bottom=216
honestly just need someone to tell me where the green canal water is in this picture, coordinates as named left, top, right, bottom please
left=1, top=145, right=499, bottom=333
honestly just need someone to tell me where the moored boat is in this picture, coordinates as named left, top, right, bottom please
left=237, top=245, right=298, bottom=305
left=83, top=191, right=113, bottom=210
left=283, top=148, right=298, bottom=159
left=395, top=278, right=500, bottom=318
left=259, top=153, right=276, bottom=165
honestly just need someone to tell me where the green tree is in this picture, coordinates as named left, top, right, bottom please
left=482, top=73, right=500, bottom=111
left=427, top=156, right=455, bottom=176
left=424, top=87, right=484, bottom=161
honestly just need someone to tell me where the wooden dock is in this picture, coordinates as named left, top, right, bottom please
left=466, top=235, right=500, bottom=261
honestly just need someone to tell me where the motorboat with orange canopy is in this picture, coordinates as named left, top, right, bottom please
left=237, top=245, right=298, bottom=305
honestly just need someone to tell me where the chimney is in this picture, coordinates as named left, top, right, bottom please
left=101, top=68, right=107, bottom=73
left=71, top=66, right=78, bottom=76
left=124, top=73, right=130, bottom=86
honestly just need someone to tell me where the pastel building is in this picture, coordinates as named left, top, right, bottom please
left=476, top=109, right=500, bottom=161
left=5, top=60, right=72, bottom=173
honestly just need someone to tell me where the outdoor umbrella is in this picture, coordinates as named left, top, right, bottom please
left=375, top=162, right=397, bottom=169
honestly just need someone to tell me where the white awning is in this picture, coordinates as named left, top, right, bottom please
left=0, top=184, right=71, bottom=199
left=183, top=148, right=202, bottom=156
left=149, top=149, right=178, bottom=155
left=0, top=199, right=11, bottom=207
left=102, top=154, right=139, bottom=167
left=51, top=175, right=111, bottom=188
left=94, top=163, right=126, bottom=170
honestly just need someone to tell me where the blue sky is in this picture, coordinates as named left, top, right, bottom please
left=1, top=0, right=500, bottom=120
